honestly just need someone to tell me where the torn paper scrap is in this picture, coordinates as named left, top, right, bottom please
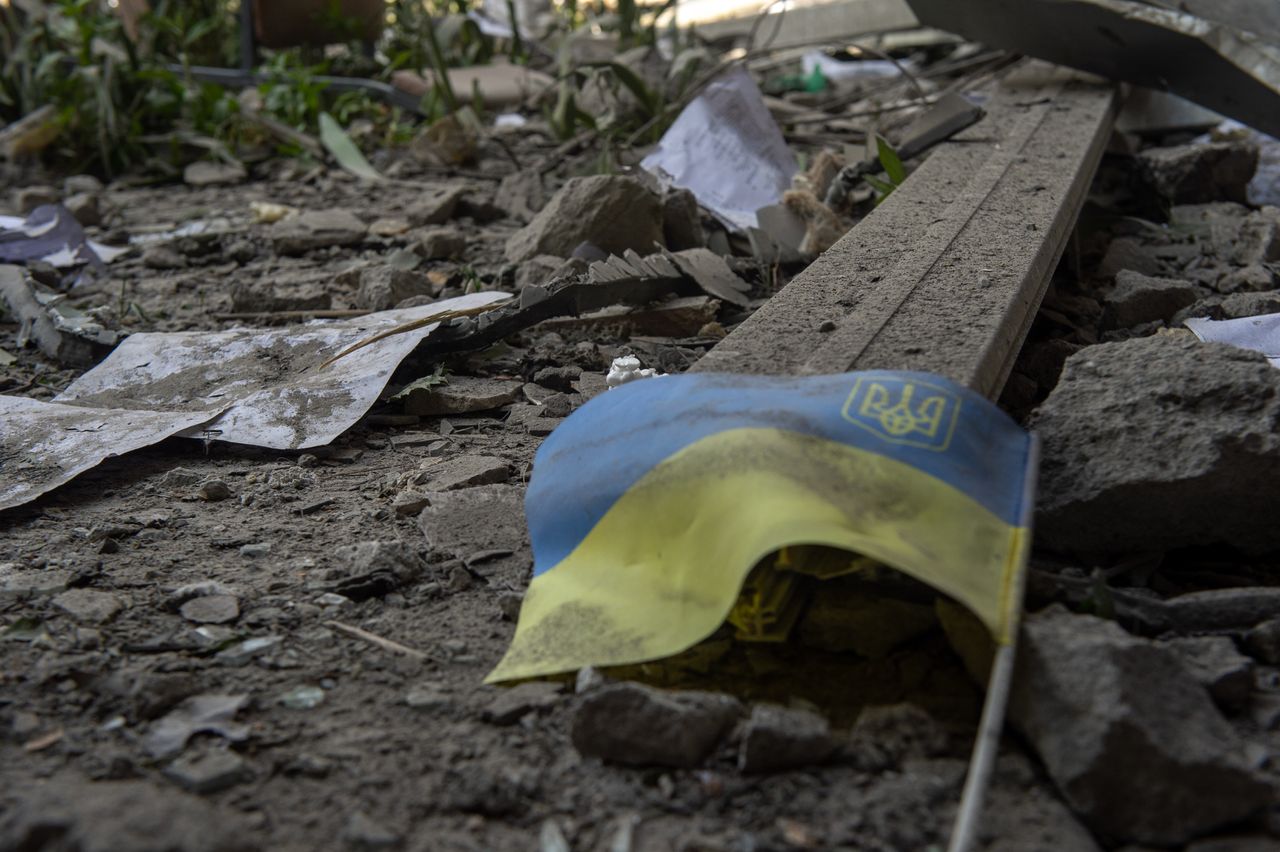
left=1185, top=312, right=1280, bottom=367
left=55, top=292, right=511, bottom=450
left=641, top=65, right=797, bottom=231
left=0, top=206, right=127, bottom=268
left=0, top=396, right=222, bottom=512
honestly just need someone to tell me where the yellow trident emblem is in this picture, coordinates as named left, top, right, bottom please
left=841, top=377, right=960, bottom=451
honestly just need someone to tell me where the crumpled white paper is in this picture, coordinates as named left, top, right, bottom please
left=1185, top=312, right=1280, bottom=367
left=641, top=66, right=797, bottom=231
left=0, top=396, right=223, bottom=511
left=56, top=292, right=511, bottom=450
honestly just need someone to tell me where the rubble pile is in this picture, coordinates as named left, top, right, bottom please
left=2, top=0, right=1280, bottom=849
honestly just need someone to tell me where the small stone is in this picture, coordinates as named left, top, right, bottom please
left=1164, top=636, right=1255, bottom=712
left=575, top=666, right=607, bottom=694
left=216, top=635, right=282, bottom=666
left=737, top=704, right=835, bottom=773
left=15, top=185, right=58, bottom=213
left=414, top=227, right=466, bottom=260
left=240, top=543, right=271, bottom=558
left=1102, top=270, right=1199, bottom=329
left=405, top=684, right=451, bottom=710
left=197, top=480, right=232, bottom=502
left=1139, top=141, right=1259, bottom=205
left=183, top=160, right=247, bottom=187
left=63, top=175, right=103, bottom=195
left=496, top=591, right=522, bottom=621
left=412, top=455, right=509, bottom=490
left=1010, top=607, right=1271, bottom=845
left=1217, top=263, right=1277, bottom=294
left=1098, top=237, right=1163, bottom=279
left=662, top=188, right=704, bottom=251
left=571, top=682, right=741, bottom=767
left=401, top=376, right=523, bottom=416
left=483, top=682, right=562, bottom=725
left=343, top=811, right=401, bottom=850
left=845, top=703, right=948, bottom=772
left=445, top=565, right=473, bottom=592
left=315, top=592, right=353, bottom=610
left=52, top=588, right=123, bottom=624
left=354, top=266, right=435, bottom=311
left=0, top=568, right=71, bottom=601
left=1245, top=618, right=1280, bottom=665
left=143, top=246, right=186, bottom=270
left=505, top=175, right=663, bottom=263
left=64, top=192, right=101, bottom=227
left=180, top=595, right=240, bottom=625
left=368, top=217, right=410, bottom=237
left=0, top=778, right=257, bottom=851
left=494, top=168, right=545, bottom=223
left=405, top=185, right=466, bottom=227
left=278, top=685, right=325, bottom=710
left=272, top=209, right=367, bottom=255
left=97, top=538, right=120, bottom=554
left=532, top=365, right=581, bottom=391
left=391, top=490, right=431, bottom=516
left=160, top=467, right=204, bottom=490
left=418, top=485, right=528, bottom=558
left=229, top=278, right=331, bottom=313
left=164, top=749, right=250, bottom=794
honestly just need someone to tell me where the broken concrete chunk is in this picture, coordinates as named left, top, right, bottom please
left=183, top=160, right=247, bottom=187
left=417, top=484, right=528, bottom=557
left=405, top=185, right=465, bottom=227
left=1032, top=335, right=1280, bottom=555
left=1245, top=618, right=1280, bottom=666
left=737, top=704, right=835, bottom=772
left=271, top=209, right=366, bottom=255
left=413, top=455, right=509, bottom=490
left=64, top=192, right=101, bottom=227
left=354, top=267, right=435, bottom=311
left=505, top=175, right=663, bottom=263
left=1102, top=270, right=1199, bottom=329
left=1164, top=636, right=1255, bottom=712
left=571, top=682, right=741, bottom=767
left=0, top=777, right=260, bottom=852
left=482, top=682, right=561, bottom=725
left=1210, top=206, right=1280, bottom=266
left=229, top=278, right=331, bottom=313
left=414, top=227, right=466, bottom=260
left=53, top=588, right=123, bottom=624
left=165, top=749, right=251, bottom=794
left=1217, top=263, right=1277, bottom=294
left=494, top=169, right=545, bottom=224
left=401, top=376, right=523, bottom=415
left=1010, top=608, right=1271, bottom=845
left=1138, top=141, right=1259, bottom=205
left=179, top=595, right=240, bottom=626
left=1098, top=237, right=1163, bottom=279
left=662, top=188, right=704, bottom=251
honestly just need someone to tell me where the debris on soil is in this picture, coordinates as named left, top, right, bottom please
left=1010, top=607, right=1272, bottom=845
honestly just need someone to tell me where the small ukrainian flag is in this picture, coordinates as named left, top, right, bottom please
left=486, top=370, right=1037, bottom=683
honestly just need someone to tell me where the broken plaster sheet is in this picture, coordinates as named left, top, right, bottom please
left=0, top=396, right=222, bottom=511
left=640, top=65, right=797, bottom=231
left=0, top=207, right=127, bottom=268
left=1185, top=312, right=1280, bottom=367
left=54, top=292, right=510, bottom=451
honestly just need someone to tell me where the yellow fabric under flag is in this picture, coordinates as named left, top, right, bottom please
left=487, top=370, right=1038, bottom=683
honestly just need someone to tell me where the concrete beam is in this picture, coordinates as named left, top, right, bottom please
left=694, top=62, right=1119, bottom=398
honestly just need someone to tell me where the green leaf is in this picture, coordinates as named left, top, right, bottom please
left=876, top=135, right=906, bottom=186
left=318, top=111, right=384, bottom=182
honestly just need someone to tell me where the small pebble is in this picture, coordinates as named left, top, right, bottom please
left=198, top=480, right=232, bottom=502
left=240, top=543, right=271, bottom=558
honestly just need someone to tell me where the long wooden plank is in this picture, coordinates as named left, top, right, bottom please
left=693, top=62, right=1119, bottom=398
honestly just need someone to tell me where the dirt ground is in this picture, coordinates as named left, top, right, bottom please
left=2, top=132, right=1279, bottom=852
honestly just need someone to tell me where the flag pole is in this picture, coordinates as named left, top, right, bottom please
left=946, top=434, right=1039, bottom=852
